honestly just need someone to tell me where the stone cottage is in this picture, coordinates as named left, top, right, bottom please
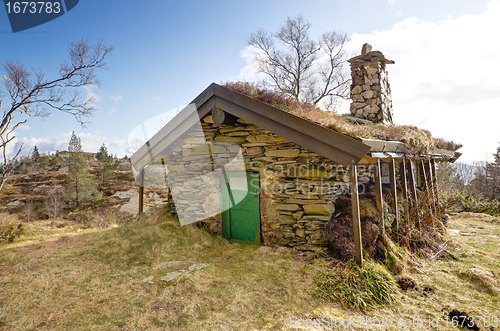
left=130, top=45, right=461, bottom=262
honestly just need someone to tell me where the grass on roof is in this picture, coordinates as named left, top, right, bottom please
left=222, top=81, right=462, bottom=154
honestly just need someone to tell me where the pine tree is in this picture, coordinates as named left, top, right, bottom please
left=39, top=155, right=50, bottom=169
left=487, top=145, right=500, bottom=200
left=32, top=146, right=40, bottom=162
left=65, top=132, right=100, bottom=207
left=48, top=153, right=60, bottom=167
left=95, top=143, right=118, bottom=184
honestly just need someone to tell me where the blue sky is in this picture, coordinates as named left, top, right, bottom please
left=0, top=0, right=498, bottom=163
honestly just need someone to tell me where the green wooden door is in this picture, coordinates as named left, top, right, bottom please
left=221, top=171, right=260, bottom=243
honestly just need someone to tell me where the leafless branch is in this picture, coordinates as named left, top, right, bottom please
left=247, top=15, right=350, bottom=109
left=0, top=112, right=24, bottom=191
left=0, top=38, right=113, bottom=191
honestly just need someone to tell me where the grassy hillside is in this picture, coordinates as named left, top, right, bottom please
left=1, top=209, right=499, bottom=330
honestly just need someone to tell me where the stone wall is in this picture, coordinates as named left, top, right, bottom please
left=348, top=51, right=394, bottom=125
left=163, top=115, right=374, bottom=252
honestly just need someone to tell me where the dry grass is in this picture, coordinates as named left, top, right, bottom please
left=223, top=81, right=462, bottom=154
left=0, top=210, right=499, bottom=330
left=313, top=259, right=399, bottom=313
left=0, top=168, right=142, bottom=252
left=0, top=209, right=330, bottom=330
left=0, top=168, right=140, bottom=225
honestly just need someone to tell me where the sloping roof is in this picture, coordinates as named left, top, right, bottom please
left=131, top=83, right=373, bottom=171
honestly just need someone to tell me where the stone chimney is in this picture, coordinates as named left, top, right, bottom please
left=348, top=43, right=394, bottom=125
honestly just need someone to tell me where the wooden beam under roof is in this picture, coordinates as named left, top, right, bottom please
left=361, top=138, right=462, bottom=163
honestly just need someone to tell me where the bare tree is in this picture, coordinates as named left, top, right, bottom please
left=247, top=15, right=350, bottom=109
left=0, top=101, right=24, bottom=190
left=46, top=182, right=63, bottom=221
left=126, top=138, right=146, bottom=156
left=472, top=145, right=500, bottom=201
left=454, top=162, right=477, bottom=193
left=25, top=192, right=34, bottom=235
left=0, top=38, right=113, bottom=191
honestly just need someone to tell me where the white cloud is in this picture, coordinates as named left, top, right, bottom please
left=83, top=85, right=103, bottom=106
left=337, top=0, right=500, bottom=163
left=16, top=124, right=31, bottom=131
left=4, top=138, right=22, bottom=159
left=110, top=95, right=122, bottom=102
left=238, top=45, right=267, bottom=81
left=78, top=132, right=125, bottom=151
left=109, top=107, right=117, bottom=115
left=10, top=134, right=71, bottom=159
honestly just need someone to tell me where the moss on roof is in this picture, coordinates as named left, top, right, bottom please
left=222, top=81, right=462, bottom=155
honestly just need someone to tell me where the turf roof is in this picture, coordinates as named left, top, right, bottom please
left=222, top=81, right=462, bottom=155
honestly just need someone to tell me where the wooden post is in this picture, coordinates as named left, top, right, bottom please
left=420, top=160, right=433, bottom=227
left=389, top=159, right=399, bottom=240
left=166, top=184, right=170, bottom=204
left=374, top=159, right=384, bottom=231
left=139, top=169, right=144, bottom=214
left=424, top=160, right=436, bottom=215
left=415, top=161, right=420, bottom=188
left=421, top=161, right=431, bottom=203
left=417, top=160, right=423, bottom=188
left=350, top=165, right=363, bottom=265
left=400, top=158, right=409, bottom=227
left=430, top=159, right=439, bottom=205
left=161, top=158, right=170, bottom=204
left=408, top=160, right=420, bottom=228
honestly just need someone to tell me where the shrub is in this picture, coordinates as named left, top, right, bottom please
left=445, top=191, right=500, bottom=216
left=313, top=259, right=399, bottom=312
left=0, top=223, right=24, bottom=243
